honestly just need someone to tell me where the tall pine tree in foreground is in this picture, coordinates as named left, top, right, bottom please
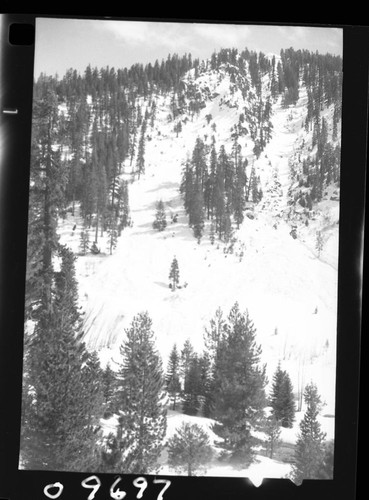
left=270, top=362, right=295, bottom=428
left=21, top=245, right=103, bottom=471
left=111, top=312, right=167, bottom=474
left=167, top=422, right=213, bottom=476
left=291, top=382, right=327, bottom=484
left=210, top=302, right=267, bottom=466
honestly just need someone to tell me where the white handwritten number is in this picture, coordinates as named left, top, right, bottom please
left=81, top=475, right=102, bottom=500
left=132, top=477, right=148, bottom=499
left=153, top=479, right=171, bottom=500
left=43, top=482, right=64, bottom=499
left=110, top=476, right=126, bottom=499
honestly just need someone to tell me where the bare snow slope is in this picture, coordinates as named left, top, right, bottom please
left=58, top=70, right=339, bottom=415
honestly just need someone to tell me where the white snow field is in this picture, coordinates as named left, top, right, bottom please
left=57, top=64, right=339, bottom=478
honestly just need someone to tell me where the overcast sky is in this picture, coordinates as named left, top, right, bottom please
left=34, top=18, right=343, bottom=78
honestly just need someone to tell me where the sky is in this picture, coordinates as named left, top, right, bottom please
left=34, top=17, right=343, bottom=78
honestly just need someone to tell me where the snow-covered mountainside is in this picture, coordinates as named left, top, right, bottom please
left=57, top=57, right=340, bottom=421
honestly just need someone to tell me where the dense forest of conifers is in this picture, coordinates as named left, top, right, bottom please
left=21, top=47, right=341, bottom=476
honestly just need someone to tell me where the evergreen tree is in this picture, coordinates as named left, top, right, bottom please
left=136, top=120, right=147, bottom=179
left=107, top=211, right=118, bottom=255
left=102, top=362, right=117, bottom=415
left=169, top=256, right=180, bottom=290
left=209, top=221, right=215, bottom=245
left=180, top=339, right=195, bottom=393
left=264, top=415, right=281, bottom=459
left=166, top=344, right=182, bottom=410
left=199, top=352, right=212, bottom=417
left=210, top=303, right=267, bottom=465
left=117, top=180, right=130, bottom=232
left=291, top=382, right=327, bottom=484
left=182, top=354, right=202, bottom=416
left=79, top=221, right=90, bottom=255
left=21, top=245, right=103, bottom=471
left=222, top=208, right=233, bottom=244
left=214, top=160, right=226, bottom=239
left=203, top=307, right=225, bottom=368
left=25, top=88, right=67, bottom=318
left=167, top=422, right=213, bottom=476
left=317, top=440, right=334, bottom=479
left=191, top=188, right=205, bottom=243
left=152, top=199, right=167, bottom=231
left=270, top=363, right=296, bottom=428
left=114, top=312, right=167, bottom=474
left=315, top=230, right=324, bottom=257
left=233, top=158, right=247, bottom=228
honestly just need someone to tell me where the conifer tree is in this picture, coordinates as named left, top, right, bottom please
left=169, top=256, right=180, bottom=290
left=102, top=362, right=117, bottom=414
left=79, top=221, right=90, bottom=255
left=153, top=199, right=167, bottom=231
left=136, top=120, right=147, bottom=179
left=114, top=312, right=167, bottom=474
left=264, top=415, right=281, bottom=459
left=180, top=339, right=195, bottom=392
left=270, top=363, right=296, bottom=428
left=107, top=211, right=118, bottom=255
left=199, top=352, right=212, bottom=417
left=21, top=245, right=103, bottom=471
left=203, top=307, right=225, bottom=368
left=209, top=221, right=215, bottom=245
left=25, top=88, right=67, bottom=318
left=166, top=344, right=182, bottom=410
left=191, top=188, right=205, bottom=243
left=117, top=180, right=130, bottom=232
left=210, top=303, right=267, bottom=465
left=167, top=422, right=213, bottom=476
left=315, top=230, right=324, bottom=257
left=182, top=354, right=202, bottom=416
left=291, top=382, right=327, bottom=483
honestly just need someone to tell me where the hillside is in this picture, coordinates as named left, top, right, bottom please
left=57, top=58, right=339, bottom=410
left=23, top=47, right=341, bottom=478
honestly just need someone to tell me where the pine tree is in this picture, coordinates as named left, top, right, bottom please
left=315, top=230, right=324, bottom=257
left=264, top=415, right=281, bottom=459
left=107, top=211, right=118, bottom=255
left=166, top=344, right=182, bottom=410
left=291, top=382, right=327, bottom=484
left=79, top=222, right=90, bottom=255
left=317, top=440, right=334, bottom=479
left=102, top=362, right=117, bottom=415
left=152, top=199, right=167, bottom=231
left=114, top=312, right=167, bottom=474
left=136, top=120, right=147, bottom=179
left=222, top=208, right=233, bottom=244
left=191, top=188, right=205, bottom=243
left=169, top=256, right=180, bottom=290
left=270, top=363, right=295, bottom=428
left=182, top=354, right=202, bottom=416
left=180, top=339, right=195, bottom=393
left=25, top=88, right=67, bottom=318
left=210, top=302, right=267, bottom=465
left=117, top=180, right=130, bottom=232
left=21, top=245, right=103, bottom=471
left=167, top=422, right=213, bottom=476
left=209, top=221, right=215, bottom=245
left=199, top=352, right=212, bottom=417
left=233, top=156, right=247, bottom=228
left=203, top=307, right=225, bottom=368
